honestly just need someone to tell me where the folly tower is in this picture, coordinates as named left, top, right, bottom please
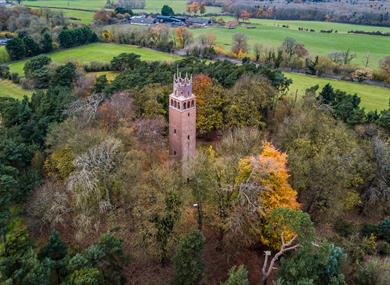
left=169, top=72, right=196, bottom=161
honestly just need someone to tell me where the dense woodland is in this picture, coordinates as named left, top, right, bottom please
left=0, top=51, right=390, bottom=284
left=0, top=2, right=390, bottom=285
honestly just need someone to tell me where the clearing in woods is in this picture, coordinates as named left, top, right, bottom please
left=0, top=80, right=32, bottom=99
left=8, top=43, right=181, bottom=75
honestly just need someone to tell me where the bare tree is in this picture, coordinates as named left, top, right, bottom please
left=67, top=137, right=123, bottom=239
left=28, top=181, right=71, bottom=230
left=66, top=93, right=106, bottom=124
left=232, top=33, right=248, bottom=55
left=261, top=233, right=299, bottom=285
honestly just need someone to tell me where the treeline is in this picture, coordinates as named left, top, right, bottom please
left=348, top=30, right=390, bottom=36
left=6, top=31, right=53, bottom=60
left=223, top=0, right=390, bottom=26
left=58, top=27, right=98, bottom=48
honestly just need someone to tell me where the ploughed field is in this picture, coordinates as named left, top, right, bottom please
left=191, top=18, right=390, bottom=68
left=8, top=43, right=181, bottom=75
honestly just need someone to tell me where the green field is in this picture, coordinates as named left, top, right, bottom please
left=0, top=80, right=32, bottom=99
left=0, top=46, right=9, bottom=63
left=24, top=0, right=221, bottom=15
left=192, top=19, right=390, bottom=68
left=9, top=43, right=181, bottom=75
left=224, top=18, right=390, bottom=34
left=24, top=0, right=106, bottom=10
left=55, top=9, right=95, bottom=24
left=286, top=72, right=390, bottom=111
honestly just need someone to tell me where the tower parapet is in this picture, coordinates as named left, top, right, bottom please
left=173, top=72, right=193, bottom=99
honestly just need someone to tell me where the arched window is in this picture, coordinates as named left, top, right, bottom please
left=183, top=102, right=186, bottom=109
left=191, top=100, right=195, bottom=107
left=177, top=102, right=180, bottom=109
left=171, top=99, right=174, bottom=106
left=174, top=101, right=177, bottom=108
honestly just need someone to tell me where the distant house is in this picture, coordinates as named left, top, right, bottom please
left=0, top=38, right=10, bottom=46
left=186, top=17, right=212, bottom=27
left=156, top=15, right=186, bottom=25
left=130, top=16, right=156, bottom=26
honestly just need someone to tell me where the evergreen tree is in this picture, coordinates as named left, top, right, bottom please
left=279, top=243, right=346, bottom=285
left=40, top=32, right=53, bottom=53
left=93, top=75, right=108, bottom=93
left=172, top=230, right=204, bottom=285
left=22, top=35, right=41, bottom=57
left=83, top=233, right=128, bottom=285
left=221, top=265, right=250, bottom=285
left=319, top=83, right=335, bottom=104
left=150, top=192, right=182, bottom=264
left=6, top=37, right=26, bottom=60
left=51, top=62, right=77, bottom=87
left=38, top=231, right=68, bottom=261
left=161, top=5, right=175, bottom=16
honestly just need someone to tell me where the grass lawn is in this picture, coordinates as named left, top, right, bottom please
left=191, top=19, right=390, bottom=68
left=0, top=80, right=32, bottom=99
left=286, top=72, right=390, bottom=111
left=9, top=43, right=181, bottom=75
left=54, top=9, right=95, bottom=24
left=0, top=46, right=9, bottom=63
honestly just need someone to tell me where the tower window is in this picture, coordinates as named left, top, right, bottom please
left=191, top=100, right=194, bottom=107
left=188, top=135, right=190, bottom=140
left=174, top=101, right=177, bottom=108
left=174, top=129, right=176, bottom=134
left=171, top=99, right=173, bottom=106
left=183, top=102, right=186, bottom=109
left=177, top=103, right=180, bottom=109
left=188, top=113, right=190, bottom=117
left=174, top=150, right=176, bottom=155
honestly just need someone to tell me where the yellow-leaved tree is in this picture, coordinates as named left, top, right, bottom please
left=236, top=142, right=300, bottom=249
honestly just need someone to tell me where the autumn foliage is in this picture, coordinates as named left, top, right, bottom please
left=237, top=142, right=301, bottom=248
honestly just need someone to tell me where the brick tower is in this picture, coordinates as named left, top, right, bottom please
left=169, top=72, right=196, bottom=161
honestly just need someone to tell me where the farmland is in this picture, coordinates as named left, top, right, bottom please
left=0, top=79, right=32, bottom=99
left=192, top=19, right=390, bottom=68
left=286, top=72, right=390, bottom=111
left=8, top=43, right=181, bottom=75
left=24, top=0, right=221, bottom=17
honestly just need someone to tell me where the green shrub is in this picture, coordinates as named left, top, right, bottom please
left=378, top=218, right=390, bottom=242
left=361, top=224, right=378, bottom=238
left=355, top=258, right=390, bottom=285
left=334, top=219, right=355, bottom=237
left=220, top=265, right=249, bottom=285
left=376, top=240, right=390, bottom=256
left=172, top=230, right=204, bottom=285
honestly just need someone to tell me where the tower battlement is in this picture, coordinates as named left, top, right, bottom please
left=173, top=72, right=193, bottom=98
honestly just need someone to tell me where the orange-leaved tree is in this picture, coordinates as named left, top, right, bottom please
left=175, top=27, right=192, bottom=49
left=236, top=142, right=300, bottom=248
